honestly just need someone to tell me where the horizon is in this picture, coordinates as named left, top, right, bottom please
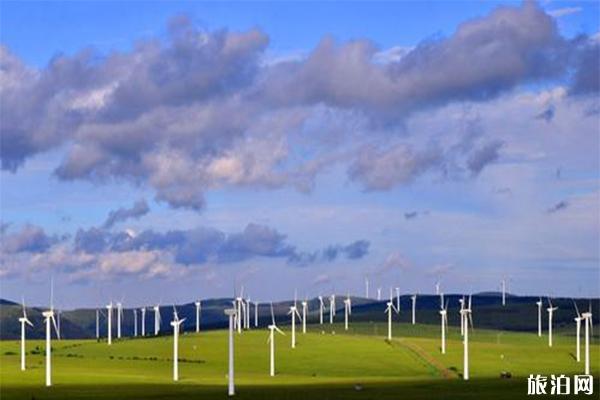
left=1, top=1, right=599, bottom=308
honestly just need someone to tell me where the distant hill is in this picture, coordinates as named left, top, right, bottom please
left=1, top=295, right=598, bottom=340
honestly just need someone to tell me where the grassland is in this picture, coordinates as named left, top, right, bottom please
left=0, top=322, right=598, bottom=399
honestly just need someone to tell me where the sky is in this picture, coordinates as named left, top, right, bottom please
left=1, top=1, right=599, bottom=308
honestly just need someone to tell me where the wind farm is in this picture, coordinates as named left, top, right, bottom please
left=1, top=0, right=599, bottom=399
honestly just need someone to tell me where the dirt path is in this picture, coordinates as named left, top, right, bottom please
left=392, top=338, right=458, bottom=379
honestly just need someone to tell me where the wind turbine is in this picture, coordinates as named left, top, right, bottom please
left=535, top=298, right=542, bottom=337
left=385, top=301, right=398, bottom=340
left=344, top=294, right=352, bottom=331
left=245, top=297, right=251, bottom=330
left=581, top=302, right=593, bottom=375
left=141, top=307, right=146, bottom=336
left=460, top=295, right=473, bottom=380
left=501, top=279, right=506, bottom=306
left=395, top=287, right=401, bottom=313
left=411, top=294, right=417, bottom=325
left=19, top=299, right=34, bottom=371
left=154, top=304, right=162, bottom=336
left=288, top=299, right=301, bottom=349
left=365, top=278, right=369, bottom=299
left=254, top=301, right=260, bottom=327
left=301, top=299, right=308, bottom=334
left=106, top=301, right=113, bottom=345
left=116, top=301, right=123, bottom=339
left=235, top=287, right=245, bottom=334
left=318, top=296, right=324, bottom=325
left=547, top=298, right=558, bottom=347
left=439, top=299, right=449, bottom=354
left=573, top=300, right=582, bottom=362
left=377, top=288, right=381, bottom=301
left=171, top=306, right=185, bottom=381
left=224, top=307, right=236, bottom=396
left=329, top=294, right=336, bottom=324
left=133, top=308, right=138, bottom=337
left=195, top=300, right=201, bottom=333
left=267, top=303, right=285, bottom=376
left=43, top=280, right=60, bottom=386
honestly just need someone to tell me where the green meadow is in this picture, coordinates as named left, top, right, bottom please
left=1, top=322, right=598, bottom=399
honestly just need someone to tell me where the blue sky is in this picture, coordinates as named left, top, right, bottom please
left=1, top=1, right=598, bottom=308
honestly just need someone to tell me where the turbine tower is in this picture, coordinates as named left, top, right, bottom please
left=95, top=308, right=100, bottom=340
left=224, top=307, right=236, bottom=396
left=460, top=295, right=473, bottom=380
left=318, top=296, right=324, bottom=325
left=141, top=307, right=146, bottom=336
left=344, top=295, right=352, bottom=331
left=395, top=287, right=401, bottom=312
left=501, top=279, right=506, bottom=306
left=116, top=301, right=123, bottom=339
left=267, top=303, right=285, bottom=376
left=385, top=301, right=398, bottom=340
left=171, top=307, right=185, bottom=381
left=154, top=304, right=161, bottom=336
left=440, top=299, right=449, bottom=354
left=329, top=294, right=336, bottom=324
left=377, top=288, right=381, bottom=301
left=106, top=302, right=113, bottom=345
left=535, top=298, right=542, bottom=337
left=581, top=302, right=593, bottom=375
left=573, top=300, right=582, bottom=362
left=133, top=308, right=138, bottom=337
left=254, top=301, right=259, bottom=327
left=459, top=296, right=465, bottom=336
left=301, top=299, right=308, bottom=334
left=365, top=278, right=369, bottom=299
left=547, top=298, right=558, bottom=347
left=19, top=300, right=34, bottom=371
left=288, top=301, right=301, bottom=348
left=195, top=301, right=201, bottom=333
left=411, top=294, right=417, bottom=325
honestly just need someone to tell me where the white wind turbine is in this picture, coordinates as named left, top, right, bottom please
left=581, top=302, right=593, bottom=375
left=501, top=279, right=507, bottom=306
left=547, top=298, right=558, bottom=347
left=154, top=304, right=162, bottom=336
left=235, top=287, right=245, bottom=334
left=133, top=308, right=138, bottom=337
left=385, top=300, right=398, bottom=340
left=377, top=288, right=382, bottom=301
left=43, top=281, right=60, bottom=386
left=460, top=295, right=473, bottom=380
left=318, top=296, right=324, bottom=325
left=106, top=301, right=113, bottom=345
left=439, top=299, right=449, bottom=354
left=254, top=301, right=260, bottom=327
left=535, top=298, right=542, bottom=337
left=301, top=299, right=308, bottom=334
left=224, top=307, right=236, bottom=396
left=344, top=294, right=352, bottom=331
left=288, top=298, right=302, bottom=349
left=573, top=300, right=582, bottom=362
left=195, top=300, right=201, bottom=333
left=329, top=294, right=336, bottom=324
left=18, top=299, right=34, bottom=371
left=411, top=294, right=417, bottom=325
left=116, top=301, right=123, bottom=339
left=171, top=306, right=186, bottom=381
left=395, top=287, right=401, bottom=313
left=245, top=297, right=251, bottom=330
left=267, top=302, right=285, bottom=376
left=141, top=307, right=146, bottom=336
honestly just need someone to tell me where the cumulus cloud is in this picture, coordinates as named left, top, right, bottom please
left=102, top=199, right=149, bottom=229
left=0, top=3, right=596, bottom=210
left=321, top=240, right=370, bottom=261
left=1, top=224, right=61, bottom=253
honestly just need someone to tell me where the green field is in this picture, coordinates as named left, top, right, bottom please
left=1, top=322, right=598, bottom=399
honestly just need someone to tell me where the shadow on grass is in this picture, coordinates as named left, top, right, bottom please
left=5, top=377, right=599, bottom=400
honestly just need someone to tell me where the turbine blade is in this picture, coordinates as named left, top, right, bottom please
left=572, top=299, right=581, bottom=317
left=52, top=315, right=60, bottom=339
left=275, top=326, right=285, bottom=335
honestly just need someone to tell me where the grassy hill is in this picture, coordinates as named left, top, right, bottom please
left=0, top=321, right=598, bottom=399
left=2, top=295, right=598, bottom=340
